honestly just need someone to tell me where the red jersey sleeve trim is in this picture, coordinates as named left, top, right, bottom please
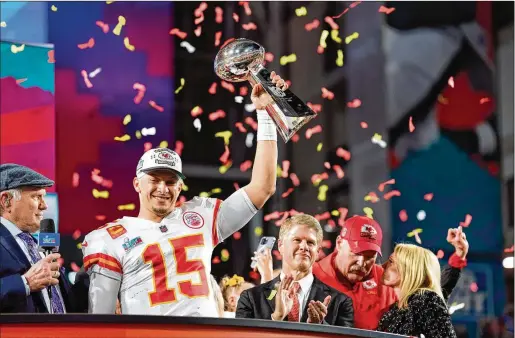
left=212, top=199, right=222, bottom=246
left=83, top=253, right=123, bottom=274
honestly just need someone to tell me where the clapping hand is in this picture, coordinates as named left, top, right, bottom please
left=307, top=295, right=331, bottom=324
left=271, top=274, right=297, bottom=321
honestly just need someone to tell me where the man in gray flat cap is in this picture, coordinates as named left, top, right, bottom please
left=0, top=163, right=71, bottom=313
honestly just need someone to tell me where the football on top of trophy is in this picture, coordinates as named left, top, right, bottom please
left=214, top=39, right=265, bottom=82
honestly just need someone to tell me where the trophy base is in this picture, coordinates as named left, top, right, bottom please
left=249, top=67, right=317, bottom=143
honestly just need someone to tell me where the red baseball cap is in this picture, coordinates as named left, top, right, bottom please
left=340, top=216, right=383, bottom=256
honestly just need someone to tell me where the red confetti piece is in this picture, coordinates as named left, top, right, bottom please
left=242, top=22, right=257, bottom=31
left=80, top=70, right=93, bottom=88
left=70, top=262, right=81, bottom=272
left=215, top=7, right=223, bottom=23
left=272, top=250, right=282, bottom=261
left=219, top=145, right=231, bottom=164
left=78, top=38, right=95, bottom=50
left=264, top=211, right=282, bottom=221
left=144, top=142, right=152, bottom=152
left=424, top=193, right=434, bottom=201
left=470, top=282, right=478, bottom=293
left=214, top=31, right=222, bottom=47
left=265, top=52, right=274, bottom=62
left=149, top=100, right=164, bottom=112
left=221, top=80, right=235, bottom=93
left=47, top=50, right=55, bottom=63
left=275, top=212, right=290, bottom=226
left=239, top=86, right=248, bottom=96
left=220, top=37, right=235, bottom=49
left=436, top=250, right=444, bottom=259
left=321, top=87, right=334, bottom=100
left=504, top=245, right=514, bottom=253
left=212, top=256, right=221, bottom=264
left=324, top=162, right=331, bottom=170
left=169, top=28, right=187, bottom=40
left=232, top=13, right=239, bottom=22
left=305, top=125, right=322, bottom=139
left=174, top=140, right=184, bottom=156
left=289, top=209, right=302, bottom=216
left=95, top=215, right=106, bottom=221
left=281, top=160, right=290, bottom=178
left=315, top=212, right=331, bottom=221
left=235, top=122, right=247, bottom=133
left=317, top=45, right=325, bottom=54
left=244, top=116, right=258, bottom=130
left=95, top=21, right=109, bottom=33
left=289, top=173, right=300, bottom=186
left=322, top=240, right=333, bottom=249
left=366, top=192, right=380, bottom=203
left=208, top=82, right=217, bottom=94
left=409, top=116, right=415, bottom=132
left=194, top=26, right=202, bottom=37
left=307, top=102, right=322, bottom=113
left=399, top=210, right=408, bottom=222
left=133, top=82, right=146, bottom=104
left=305, top=19, right=320, bottom=31
left=233, top=231, right=241, bottom=240
left=383, top=190, right=401, bottom=200
left=72, top=172, right=80, bottom=188
left=448, top=77, right=454, bottom=88
left=479, top=97, right=491, bottom=104
left=233, top=182, right=240, bottom=191
left=239, top=1, right=252, bottom=15
left=378, top=179, right=395, bottom=192
left=338, top=208, right=348, bottom=226
left=311, top=172, right=329, bottom=184
left=191, top=106, right=203, bottom=117
left=347, top=99, right=361, bottom=108
left=332, top=1, right=361, bottom=18
left=209, top=109, right=226, bottom=121
left=72, top=229, right=81, bottom=240
left=332, top=165, right=345, bottom=179
left=281, top=188, right=294, bottom=198
left=360, top=121, right=368, bottom=128
left=336, top=147, right=351, bottom=161
left=240, top=160, right=252, bottom=172
left=291, top=134, right=300, bottom=143
left=378, top=5, right=395, bottom=14
left=324, top=16, right=339, bottom=30
left=459, top=214, right=472, bottom=228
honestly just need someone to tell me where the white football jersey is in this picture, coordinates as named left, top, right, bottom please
left=83, top=197, right=222, bottom=316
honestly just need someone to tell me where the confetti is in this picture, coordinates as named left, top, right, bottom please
left=239, top=1, right=252, bottom=15
left=123, top=37, right=135, bottom=51
left=307, top=102, right=322, bottom=113
left=96, top=21, right=109, bottom=33
left=338, top=208, right=349, bottom=226
left=372, top=133, right=387, bottom=148
left=459, top=214, right=472, bottom=228
left=365, top=192, right=379, bottom=203
left=378, top=5, right=395, bottom=14
left=80, top=70, right=93, bottom=88
left=209, top=109, right=226, bottom=121
left=332, top=1, right=362, bottom=19
left=436, top=250, right=445, bottom=259
left=280, top=54, right=297, bottom=66
left=78, top=38, right=95, bottom=50
left=215, top=130, right=232, bottom=145
left=317, top=185, right=328, bottom=201
left=448, top=77, right=454, bottom=88
left=159, top=141, right=169, bottom=148
left=234, top=122, right=247, bottom=133
left=232, top=13, right=239, bottom=22
left=409, top=116, right=415, bottom=132
left=315, top=212, right=331, bottom=221
left=264, top=211, right=282, bottom=221
left=360, top=121, right=368, bottom=129
left=207, top=82, right=218, bottom=95
left=254, top=226, right=263, bottom=236
left=336, top=50, right=344, bottom=66
left=345, top=32, right=359, bottom=44
left=91, top=169, right=113, bottom=189
left=169, top=28, right=187, bottom=39
left=193, top=118, right=202, bottom=132
left=504, top=245, right=514, bottom=253
left=295, top=6, right=307, bottom=16
left=72, top=229, right=81, bottom=240
left=291, top=134, right=300, bottom=143
left=233, top=231, right=242, bottom=240
left=240, top=86, right=249, bottom=96
left=289, top=173, right=300, bottom=186
left=407, top=228, right=423, bottom=244
left=219, top=145, right=231, bottom=164
left=135, top=131, right=142, bottom=139
left=51, top=5, right=57, bottom=11
left=175, top=78, right=185, bottom=94
left=282, top=188, right=294, bottom=198
left=212, top=256, right=221, bottom=264
left=479, top=97, right=491, bottom=104
left=194, top=26, right=202, bottom=37
left=245, top=133, right=254, bottom=148
left=221, top=81, right=235, bottom=93
left=336, top=147, right=351, bottom=161
left=92, top=189, right=109, bottom=199
left=215, top=7, right=224, bottom=23
left=424, top=193, right=434, bottom=201
left=0, top=22, right=6, bottom=28
left=10, top=43, right=25, bottom=54
left=449, top=302, right=465, bottom=315
left=16, top=78, right=27, bottom=84
left=305, top=19, right=320, bottom=31
left=470, top=282, right=478, bottom=293
left=220, top=37, right=235, bottom=49
left=141, top=127, right=156, bottom=136
left=174, top=140, right=184, bottom=156
left=319, top=30, right=329, bottom=49
left=114, top=134, right=130, bottom=142
left=72, top=172, right=80, bottom=188
left=214, top=31, right=222, bottom=46
left=89, top=67, right=102, bottom=78
left=191, top=106, right=203, bottom=117
left=325, top=17, right=339, bottom=30
left=240, top=160, right=252, bottom=172
left=416, top=210, right=426, bottom=221
left=378, top=179, right=395, bottom=192
left=133, top=82, right=146, bottom=104
left=180, top=41, right=196, bottom=53
left=317, top=143, right=323, bottom=151
left=363, top=207, right=374, bottom=219
left=47, top=50, right=55, bottom=63
left=280, top=160, right=290, bottom=178
left=321, top=87, right=334, bottom=100
left=221, top=249, right=230, bottom=262
left=399, top=210, right=408, bottom=222
left=242, top=22, right=257, bottom=31
left=331, top=165, right=344, bottom=179
left=234, top=96, right=243, bottom=103
left=347, top=99, right=361, bottom=108
left=149, top=101, right=164, bottom=112
left=305, top=125, right=322, bottom=139
left=244, top=117, right=258, bottom=130
left=113, top=16, right=126, bottom=36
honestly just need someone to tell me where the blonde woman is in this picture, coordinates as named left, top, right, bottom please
left=378, top=243, right=457, bottom=338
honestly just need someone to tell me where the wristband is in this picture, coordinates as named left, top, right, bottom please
left=448, top=253, right=467, bottom=269
left=257, top=109, right=277, bottom=142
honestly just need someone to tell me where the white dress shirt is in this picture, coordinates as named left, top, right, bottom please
left=1, top=217, right=66, bottom=313
left=275, top=272, right=314, bottom=322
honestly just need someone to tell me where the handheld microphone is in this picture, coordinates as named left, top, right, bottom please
left=38, top=219, right=60, bottom=314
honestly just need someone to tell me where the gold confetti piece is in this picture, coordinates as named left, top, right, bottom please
left=159, top=140, right=168, bottom=148
left=117, top=203, right=136, bottom=211
left=317, top=143, right=323, bottom=151
left=199, top=191, right=209, bottom=197
left=221, top=248, right=230, bottom=262
left=219, top=161, right=233, bottom=174
left=320, top=30, right=329, bottom=48
left=407, top=228, right=423, bottom=237
left=211, top=188, right=222, bottom=194
left=215, top=130, right=232, bottom=145
left=317, top=184, right=328, bottom=201
left=254, top=226, right=263, bottom=236
left=276, top=164, right=283, bottom=178
left=0, top=21, right=7, bottom=28
left=124, top=37, right=135, bottom=51
left=114, top=134, right=131, bottom=142
left=113, top=15, right=126, bottom=36
left=363, top=207, right=374, bottom=219
left=295, top=6, right=307, bottom=16
left=345, top=32, right=359, bottom=44
left=174, top=78, right=185, bottom=94
left=279, top=53, right=297, bottom=66
left=11, top=44, right=25, bottom=54
left=92, top=189, right=109, bottom=199
left=331, top=30, right=342, bottom=43
left=51, top=5, right=57, bottom=11
left=77, top=243, right=82, bottom=249
left=267, top=289, right=277, bottom=300
left=331, top=210, right=340, bottom=216
left=336, top=50, right=344, bottom=67
left=123, top=114, right=131, bottom=125
left=135, top=130, right=142, bottom=139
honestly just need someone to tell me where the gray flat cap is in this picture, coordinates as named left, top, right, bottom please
left=0, top=163, right=54, bottom=192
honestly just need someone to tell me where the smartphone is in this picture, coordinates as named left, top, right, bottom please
left=250, top=236, right=276, bottom=269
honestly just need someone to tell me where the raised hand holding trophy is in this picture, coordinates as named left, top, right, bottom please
left=214, top=39, right=317, bottom=143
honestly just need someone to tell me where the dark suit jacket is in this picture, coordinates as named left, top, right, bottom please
left=0, top=222, right=72, bottom=313
left=236, top=275, right=354, bottom=327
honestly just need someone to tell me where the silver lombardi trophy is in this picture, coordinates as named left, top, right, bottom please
left=214, top=39, right=317, bottom=143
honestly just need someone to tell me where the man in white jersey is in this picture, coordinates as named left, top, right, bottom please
left=82, top=71, right=288, bottom=316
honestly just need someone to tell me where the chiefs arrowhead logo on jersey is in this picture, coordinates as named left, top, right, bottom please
left=360, top=224, right=377, bottom=240
left=362, top=280, right=377, bottom=290
left=183, top=211, right=204, bottom=229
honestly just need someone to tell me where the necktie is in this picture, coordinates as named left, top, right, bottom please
left=287, top=282, right=301, bottom=322
left=18, top=232, right=65, bottom=314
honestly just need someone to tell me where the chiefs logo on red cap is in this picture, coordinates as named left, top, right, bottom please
left=360, top=224, right=377, bottom=240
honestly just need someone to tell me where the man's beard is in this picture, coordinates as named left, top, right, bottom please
left=152, top=206, right=171, bottom=216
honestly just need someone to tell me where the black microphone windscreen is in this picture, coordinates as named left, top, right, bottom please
left=40, top=219, right=56, bottom=233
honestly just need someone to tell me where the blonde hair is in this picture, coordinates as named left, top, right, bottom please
left=219, top=274, right=245, bottom=311
left=394, top=243, right=444, bottom=309
left=279, top=214, right=323, bottom=245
